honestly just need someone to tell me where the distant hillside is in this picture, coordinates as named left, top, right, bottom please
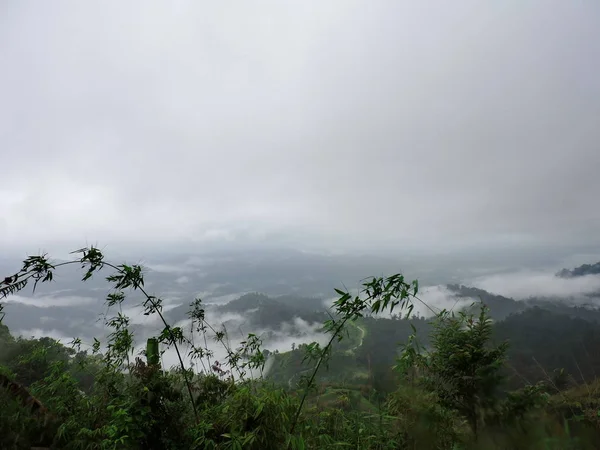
left=216, top=292, right=328, bottom=330
left=446, top=284, right=524, bottom=320
left=219, top=292, right=325, bottom=314
left=556, top=261, right=600, bottom=278
left=267, top=320, right=375, bottom=389
left=447, top=282, right=600, bottom=320
left=267, top=293, right=600, bottom=396
left=494, top=306, right=600, bottom=389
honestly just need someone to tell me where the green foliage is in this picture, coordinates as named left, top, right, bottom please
left=2, top=245, right=600, bottom=449
left=556, top=261, right=600, bottom=278
left=387, top=385, right=470, bottom=449
left=146, top=338, right=160, bottom=367
left=494, top=307, right=600, bottom=389
left=0, top=387, right=48, bottom=449
left=398, top=305, right=508, bottom=437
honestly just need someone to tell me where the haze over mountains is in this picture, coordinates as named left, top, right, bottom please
left=3, top=245, right=600, bottom=373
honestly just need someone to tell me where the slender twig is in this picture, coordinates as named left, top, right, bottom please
left=135, top=284, right=199, bottom=421
left=290, top=314, right=352, bottom=434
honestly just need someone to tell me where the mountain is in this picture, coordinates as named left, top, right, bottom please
left=265, top=287, right=600, bottom=395
left=494, top=306, right=600, bottom=389
left=215, top=293, right=328, bottom=331
left=556, top=261, right=600, bottom=278
left=217, top=292, right=325, bottom=315
left=446, top=284, right=525, bottom=320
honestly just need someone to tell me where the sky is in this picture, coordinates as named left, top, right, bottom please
left=2, top=1, right=600, bottom=257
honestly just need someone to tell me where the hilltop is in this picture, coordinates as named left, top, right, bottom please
left=557, top=261, right=600, bottom=278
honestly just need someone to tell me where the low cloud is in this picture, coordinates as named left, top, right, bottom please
left=201, top=293, right=248, bottom=305
left=471, top=271, right=600, bottom=300
left=279, top=317, right=323, bottom=337
left=5, top=294, right=96, bottom=308
left=138, top=306, right=328, bottom=376
left=415, top=286, right=476, bottom=317
left=121, top=303, right=182, bottom=326
left=146, top=264, right=197, bottom=274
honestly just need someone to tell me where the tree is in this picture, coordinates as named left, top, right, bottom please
left=399, top=305, right=508, bottom=438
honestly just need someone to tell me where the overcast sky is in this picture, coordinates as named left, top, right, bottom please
left=2, top=1, right=599, bottom=257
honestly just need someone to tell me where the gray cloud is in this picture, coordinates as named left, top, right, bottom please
left=9, top=300, right=328, bottom=377
left=414, top=286, right=475, bottom=316
left=134, top=307, right=328, bottom=375
left=5, top=294, right=96, bottom=308
left=2, top=1, right=599, bottom=255
left=472, top=271, right=600, bottom=301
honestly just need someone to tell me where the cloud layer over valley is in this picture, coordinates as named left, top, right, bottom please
left=472, top=271, right=600, bottom=301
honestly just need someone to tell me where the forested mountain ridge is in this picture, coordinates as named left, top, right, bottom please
left=445, top=284, right=524, bottom=320
left=556, top=261, right=600, bottom=278
left=267, top=297, right=600, bottom=394
left=214, top=292, right=328, bottom=329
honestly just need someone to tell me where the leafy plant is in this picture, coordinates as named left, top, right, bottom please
left=2, top=245, right=600, bottom=449
left=397, top=305, right=508, bottom=438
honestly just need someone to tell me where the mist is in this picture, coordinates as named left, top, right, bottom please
left=472, top=271, right=600, bottom=301
left=5, top=294, right=96, bottom=308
